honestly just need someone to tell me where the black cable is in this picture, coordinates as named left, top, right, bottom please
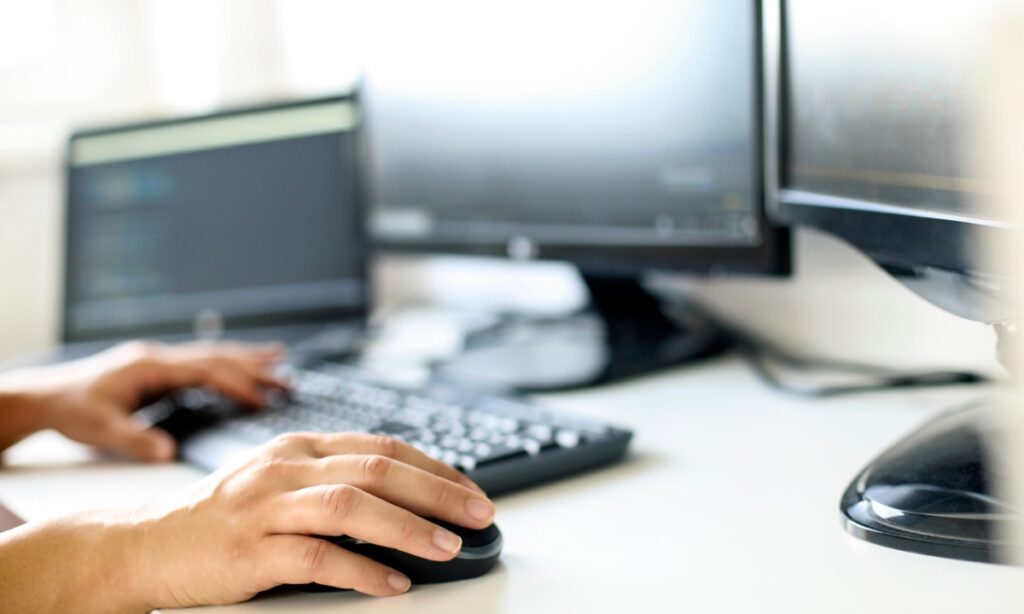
left=729, top=326, right=993, bottom=398
left=736, top=340, right=990, bottom=398
left=675, top=301, right=996, bottom=398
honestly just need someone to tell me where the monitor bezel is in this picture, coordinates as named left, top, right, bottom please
left=60, top=93, right=371, bottom=344
left=369, top=0, right=791, bottom=279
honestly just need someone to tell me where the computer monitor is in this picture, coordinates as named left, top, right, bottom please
left=763, top=0, right=1021, bottom=562
left=362, top=0, right=790, bottom=390
left=63, top=95, right=368, bottom=345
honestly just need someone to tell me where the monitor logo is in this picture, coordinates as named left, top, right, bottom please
left=194, top=309, right=224, bottom=340
left=507, top=236, right=537, bottom=260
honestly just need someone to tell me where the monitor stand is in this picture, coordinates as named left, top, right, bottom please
left=432, top=274, right=732, bottom=392
left=840, top=397, right=1020, bottom=563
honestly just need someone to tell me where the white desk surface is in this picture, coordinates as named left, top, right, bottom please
left=1, top=356, right=1021, bottom=613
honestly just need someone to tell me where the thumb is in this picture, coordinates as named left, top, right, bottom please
left=104, top=418, right=178, bottom=462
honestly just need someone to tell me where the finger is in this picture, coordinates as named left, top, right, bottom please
left=178, top=341, right=285, bottom=364
left=172, top=345, right=289, bottom=391
left=225, top=358, right=289, bottom=391
left=270, top=483, right=464, bottom=561
left=93, top=414, right=177, bottom=462
left=307, top=433, right=485, bottom=493
left=258, top=534, right=411, bottom=596
left=202, top=358, right=287, bottom=400
left=124, top=357, right=267, bottom=408
left=219, top=341, right=285, bottom=359
left=307, top=454, right=496, bottom=529
left=158, top=362, right=270, bottom=407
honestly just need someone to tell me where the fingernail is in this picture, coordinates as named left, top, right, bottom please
left=432, top=528, right=462, bottom=554
left=466, top=497, right=496, bottom=522
left=387, top=572, right=411, bottom=592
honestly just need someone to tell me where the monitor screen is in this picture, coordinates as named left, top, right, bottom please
left=783, top=0, right=1000, bottom=223
left=64, top=97, right=365, bottom=342
left=769, top=0, right=1018, bottom=321
left=364, top=0, right=784, bottom=273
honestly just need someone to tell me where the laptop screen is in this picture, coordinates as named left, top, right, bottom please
left=63, top=96, right=366, bottom=342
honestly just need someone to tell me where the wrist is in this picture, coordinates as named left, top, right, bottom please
left=106, top=510, right=164, bottom=613
left=112, top=502, right=189, bottom=612
left=68, top=507, right=165, bottom=613
left=0, top=371, right=58, bottom=449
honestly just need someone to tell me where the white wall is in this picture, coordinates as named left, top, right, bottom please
left=682, top=229, right=1000, bottom=372
left=0, top=164, right=62, bottom=360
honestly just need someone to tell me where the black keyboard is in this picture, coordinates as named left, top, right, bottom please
left=151, top=364, right=633, bottom=496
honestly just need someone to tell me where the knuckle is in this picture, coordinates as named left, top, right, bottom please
left=251, top=456, right=295, bottom=480
left=120, top=340, right=161, bottom=363
left=254, top=444, right=283, bottom=464
left=360, top=454, right=392, bottom=484
left=270, top=432, right=311, bottom=450
left=398, top=513, right=420, bottom=543
left=321, top=484, right=359, bottom=520
left=371, top=434, right=399, bottom=458
left=435, top=479, right=462, bottom=509
left=301, top=539, right=330, bottom=578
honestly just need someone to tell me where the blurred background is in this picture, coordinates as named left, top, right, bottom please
left=0, top=0, right=1004, bottom=372
left=1, top=0, right=1023, bottom=585
left=0, top=0, right=365, bottom=359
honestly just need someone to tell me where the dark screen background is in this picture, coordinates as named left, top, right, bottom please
left=66, top=131, right=363, bottom=338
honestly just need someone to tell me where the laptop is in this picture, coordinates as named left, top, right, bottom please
left=31, top=93, right=369, bottom=366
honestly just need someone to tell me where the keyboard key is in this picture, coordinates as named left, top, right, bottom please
left=523, top=438, right=542, bottom=456
left=474, top=444, right=529, bottom=468
left=526, top=424, right=553, bottom=442
left=555, top=430, right=580, bottom=448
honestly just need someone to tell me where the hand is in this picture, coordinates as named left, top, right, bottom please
left=0, top=340, right=286, bottom=461
left=0, top=432, right=495, bottom=612
left=121, top=432, right=495, bottom=608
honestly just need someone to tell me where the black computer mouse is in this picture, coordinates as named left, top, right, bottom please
left=297, top=519, right=502, bottom=592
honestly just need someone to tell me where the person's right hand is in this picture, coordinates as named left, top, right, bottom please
left=117, top=432, right=496, bottom=609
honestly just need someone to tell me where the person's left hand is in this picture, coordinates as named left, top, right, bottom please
left=7, top=340, right=287, bottom=461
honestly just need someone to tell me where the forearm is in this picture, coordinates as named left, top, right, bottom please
left=0, top=509, right=152, bottom=614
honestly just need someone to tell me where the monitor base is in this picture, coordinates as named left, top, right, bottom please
left=433, top=275, right=731, bottom=392
left=840, top=398, right=1020, bottom=564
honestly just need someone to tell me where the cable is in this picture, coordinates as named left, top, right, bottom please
left=660, top=298, right=995, bottom=398
left=725, top=324, right=993, bottom=398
